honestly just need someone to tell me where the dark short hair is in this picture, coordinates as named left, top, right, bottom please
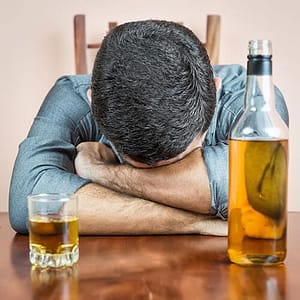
left=92, top=20, right=216, bottom=165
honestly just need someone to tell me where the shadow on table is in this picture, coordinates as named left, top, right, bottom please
left=10, top=234, right=30, bottom=276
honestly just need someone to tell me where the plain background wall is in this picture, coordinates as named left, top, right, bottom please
left=0, top=0, right=299, bottom=212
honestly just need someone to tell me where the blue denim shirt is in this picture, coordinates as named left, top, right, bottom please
left=9, top=65, right=289, bottom=233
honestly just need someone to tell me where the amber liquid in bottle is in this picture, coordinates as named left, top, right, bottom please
left=228, top=139, right=288, bottom=265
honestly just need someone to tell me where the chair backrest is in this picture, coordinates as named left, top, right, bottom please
left=73, top=14, right=221, bottom=74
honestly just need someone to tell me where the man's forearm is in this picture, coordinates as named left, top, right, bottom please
left=85, top=149, right=211, bottom=214
left=76, top=183, right=227, bottom=236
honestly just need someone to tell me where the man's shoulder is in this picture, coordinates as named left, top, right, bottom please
left=212, top=64, right=246, bottom=77
left=212, top=64, right=247, bottom=114
left=55, top=74, right=92, bottom=90
left=204, top=65, right=247, bottom=144
left=212, top=64, right=246, bottom=92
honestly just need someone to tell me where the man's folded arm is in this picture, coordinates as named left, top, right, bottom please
left=10, top=131, right=228, bottom=235
left=76, top=182, right=227, bottom=236
left=9, top=140, right=227, bottom=236
left=75, top=142, right=229, bottom=218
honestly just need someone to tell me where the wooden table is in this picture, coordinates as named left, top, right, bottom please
left=1, top=212, right=299, bottom=299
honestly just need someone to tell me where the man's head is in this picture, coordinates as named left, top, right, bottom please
left=91, top=20, right=216, bottom=165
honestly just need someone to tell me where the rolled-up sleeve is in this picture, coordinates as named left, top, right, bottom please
left=202, top=143, right=228, bottom=220
left=9, top=76, right=98, bottom=233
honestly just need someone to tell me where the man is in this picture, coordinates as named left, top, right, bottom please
left=9, top=20, right=288, bottom=235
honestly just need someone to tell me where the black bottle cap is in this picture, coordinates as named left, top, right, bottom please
left=247, top=55, right=272, bottom=75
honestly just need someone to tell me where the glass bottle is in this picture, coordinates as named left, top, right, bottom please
left=228, top=40, right=289, bottom=266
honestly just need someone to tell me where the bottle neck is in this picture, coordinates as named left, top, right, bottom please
left=245, top=55, right=275, bottom=110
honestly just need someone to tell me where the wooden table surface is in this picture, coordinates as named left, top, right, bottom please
left=1, top=212, right=300, bottom=299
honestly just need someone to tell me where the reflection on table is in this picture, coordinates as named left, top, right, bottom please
left=1, top=212, right=300, bottom=299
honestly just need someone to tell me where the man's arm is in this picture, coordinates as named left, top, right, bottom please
left=75, top=142, right=211, bottom=214
left=74, top=142, right=227, bottom=236
left=8, top=77, right=96, bottom=233
left=76, top=183, right=227, bottom=236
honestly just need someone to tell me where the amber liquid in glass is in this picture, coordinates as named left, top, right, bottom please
left=29, top=215, right=79, bottom=267
left=228, top=140, right=288, bottom=265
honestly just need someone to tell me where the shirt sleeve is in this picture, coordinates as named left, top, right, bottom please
left=203, top=65, right=289, bottom=220
left=9, top=77, right=99, bottom=233
left=202, top=142, right=229, bottom=219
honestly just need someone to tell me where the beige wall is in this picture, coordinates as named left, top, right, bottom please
left=1, top=0, right=299, bottom=212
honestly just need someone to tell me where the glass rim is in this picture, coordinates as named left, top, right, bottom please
left=27, top=193, right=77, bottom=202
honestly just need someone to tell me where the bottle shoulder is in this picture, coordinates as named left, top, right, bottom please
left=230, top=109, right=288, bottom=140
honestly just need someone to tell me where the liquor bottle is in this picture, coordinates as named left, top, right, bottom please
left=228, top=40, right=289, bottom=265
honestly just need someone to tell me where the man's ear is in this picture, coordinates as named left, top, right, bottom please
left=214, top=77, right=222, bottom=93
left=87, top=88, right=92, bottom=103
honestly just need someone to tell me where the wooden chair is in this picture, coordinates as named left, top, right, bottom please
left=74, top=14, right=221, bottom=74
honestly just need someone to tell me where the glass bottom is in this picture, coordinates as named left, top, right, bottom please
left=30, top=244, right=79, bottom=268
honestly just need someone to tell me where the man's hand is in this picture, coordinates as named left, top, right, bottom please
left=75, top=142, right=117, bottom=179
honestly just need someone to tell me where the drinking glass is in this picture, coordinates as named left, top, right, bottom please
left=28, top=193, right=79, bottom=268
